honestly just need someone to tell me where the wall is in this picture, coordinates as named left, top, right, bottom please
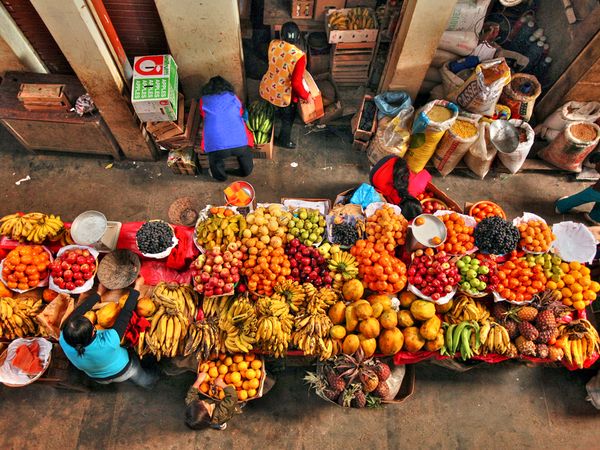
left=154, top=0, right=245, bottom=99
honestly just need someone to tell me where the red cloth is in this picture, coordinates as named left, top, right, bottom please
left=371, top=156, right=432, bottom=205
left=291, top=55, right=309, bottom=102
left=124, top=311, right=151, bottom=347
left=166, top=226, right=196, bottom=271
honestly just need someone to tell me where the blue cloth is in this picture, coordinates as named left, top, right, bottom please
left=350, top=183, right=383, bottom=208
left=200, top=92, right=250, bottom=153
left=59, top=329, right=129, bottom=379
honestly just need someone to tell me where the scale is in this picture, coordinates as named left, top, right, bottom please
left=70, top=210, right=121, bottom=253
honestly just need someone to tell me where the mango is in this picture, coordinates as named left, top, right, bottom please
left=425, top=331, right=445, bottom=352
left=371, top=302, right=385, bottom=319
left=359, top=317, right=381, bottom=339
left=435, top=299, right=454, bottom=314
left=342, top=279, right=364, bottom=301
left=358, top=334, right=377, bottom=357
left=399, top=291, right=417, bottom=309
left=345, top=305, right=358, bottom=332
left=379, top=309, right=398, bottom=330
left=328, top=301, right=346, bottom=325
left=342, top=334, right=360, bottom=354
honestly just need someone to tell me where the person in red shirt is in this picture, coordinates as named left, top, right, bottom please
left=370, top=155, right=431, bottom=220
left=260, top=21, right=312, bottom=149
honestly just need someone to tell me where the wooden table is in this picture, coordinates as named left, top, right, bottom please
left=0, top=72, right=121, bottom=158
left=264, top=0, right=325, bottom=37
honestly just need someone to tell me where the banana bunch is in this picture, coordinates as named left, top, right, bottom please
left=218, top=295, right=257, bottom=353
left=478, top=320, right=511, bottom=355
left=440, top=320, right=481, bottom=361
left=184, top=317, right=220, bottom=360
left=0, top=212, right=64, bottom=243
left=328, top=251, right=359, bottom=283
left=142, top=305, right=189, bottom=360
left=556, top=319, right=600, bottom=369
left=247, top=100, right=274, bottom=145
left=202, top=295, right=232, bottom=318
left=272, top=279, right=305, bottom=312
left=291, top=294, right=336, bottom=360
left=152, top=282, right=197, bottom=319
left=0, top=297, right=43, bottom=339
left=256, top=296, right=293, bottom=357
left=195, top=214, right=246, bottom=250
left=444, top=295, right=490, bottom=325
left=328, top=11, right=349, bottom=30
left=329, top=8, right=376, bottom=31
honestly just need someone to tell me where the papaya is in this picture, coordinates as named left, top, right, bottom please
left=358, top=334, right=377, bottom=357
left=96, top=302, right=121, bottom=328
left=359, top=317, right=380, bottom=339
left=435, top=299, right=453, bottom=314
left=425, top=331, right=445, bottom=352
left=410, top=300, right=436, bottom=321
left=345, top=305, right=358, bottom=332
left=368, top=294, right=392, bottom=310
left=379, top=309, right=398, bottom=330
left=402, top=326, right=426, bottom=353
left=330, top=325, right=347, bottom=340
left=342, top=279, right=364, bottom=301
left=342, top=334, right=360, bottom=354
left=83, top=310, right=97, bottom=325
left=378, top=328, right=404, bottom=355
left=371, top=302, right=384, bottom=319
left=399, top=291, right=417, bottom=309
left=397, top=310, right=415, bottom=328
left=420, top=315, right=441, bottom=341
left=135, top=297, right=156, bottom=318
left=328, top=301, right=346, bottom=325
left=354, top=302, right=373, bottom=320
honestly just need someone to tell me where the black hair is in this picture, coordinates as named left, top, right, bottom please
left=281, top=21, right=300, bottom=45
left=201, top=76, right=235, bottom=97
left=185, top=400, right=212, bottom=430
left=62, top=316, right=95, bottom=356
left=392, top=157, right=422, bottom=221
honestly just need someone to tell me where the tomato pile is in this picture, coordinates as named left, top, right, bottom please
left=496, top=253, right=546, bottom=302
left=517, top=220, right=555, bottom=253
left=437, top=213, right=475, bottom=255
left=2, top=245, right=50, bottom=290
left=350, top=240, right=407, bottom=294
left=50, top=248, right=96, bottom=291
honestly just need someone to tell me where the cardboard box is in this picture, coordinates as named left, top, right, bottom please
left=326, top=8, right=378, bottom=44
left=253, top=126, right=275, bottom=160
left=314, top=0, right=346, bottom=21
left=132, top=55, right=178, bottom=122
left=298, top=71, right=324, bottom=124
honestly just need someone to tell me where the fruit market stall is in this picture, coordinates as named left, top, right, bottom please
left=0, top=179, right=598, bottom=407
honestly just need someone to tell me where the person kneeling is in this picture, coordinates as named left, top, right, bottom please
left=185, top=373, right=241, bottom=431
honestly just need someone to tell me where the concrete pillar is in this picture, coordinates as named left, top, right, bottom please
left=380, top=0, right=457, bottom=99
left=155, top=0, right=245, bottom=100
left=29, top=0, right=157, bottom=161
left=0, top=3, right=47, bottom=73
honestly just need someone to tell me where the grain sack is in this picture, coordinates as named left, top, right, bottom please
left=405, top=100, right=459, bottom=172
left=536, top=101, right=600, bottom=142
left=438, top=31, right=479, bottom=56
left=432, top=49, right=460, bottom=68
left=464, top=121, right=496, bottom=179
left=538, top=121, right=600, bottom=172
left=499, top=73, right=541, bottom=122
left=433, top=117, right=479, bottom=176
left=450, top=58, right=511, bottom=116
left=367, top=127, right=409, bottom=166
left=446, top=0, right=492, bottom=33
left=497, top=119, right=535, bottom=174
left=440, top=61, right=469, bottom=97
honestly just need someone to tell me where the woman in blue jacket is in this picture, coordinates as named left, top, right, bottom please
left=199, top=76, right=254, bottom=182
left=59, top=288, right=157, bottom=388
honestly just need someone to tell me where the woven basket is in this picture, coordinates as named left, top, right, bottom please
left=168, top=197, right=200, bottom=226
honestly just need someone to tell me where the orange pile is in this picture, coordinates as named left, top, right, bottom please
left=470, top=201, right=505, bottom=223
left=2, top=245, right=50, bottom=290
left=546, top=261, right=600, bottom=311
left=517, top=220, right=555, bottom=253
left=242, top=238, right=290, bottom=296
left=438, top=213, right=475, bottom=255
left=199, top=353, right=263, bottom=401
left=496, top=253, right=546, bottom=302
left=365, top=205, right=408, bottom=248
left=350, top=239, right=407, bottom=294
left=209, top=207, right=235, bottom=217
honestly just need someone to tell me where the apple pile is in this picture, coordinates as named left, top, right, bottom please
left=457, top=255, right=499, bottom=295
left=407, top=249, right=460, bottom=300
left=286, top=239, right=332, bottom=287
left=191, top=243, right=242, bottom=297
left=51, top=248, right=96, bottom=291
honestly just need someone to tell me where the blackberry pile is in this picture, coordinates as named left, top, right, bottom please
left=331, top=222, right=359, bottom=247
left=474, top=216, right=520, bottom=255
left=136, top=221, right=174, bottom=254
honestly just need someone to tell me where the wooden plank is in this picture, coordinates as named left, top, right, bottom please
left=18, top=83, right=64, bottom=100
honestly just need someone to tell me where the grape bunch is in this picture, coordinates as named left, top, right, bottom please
left=474, top=217, right=519, bottom=255
left=331, top=222, right=359, bottom=247
left=136, top=221, right=174, bottom=254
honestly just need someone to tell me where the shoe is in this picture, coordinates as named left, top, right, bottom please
left=555, top=196, right=569, bottom=215
left=275, top=139, right=296, bottom=149
left=584, top=213, right=600, bottom=226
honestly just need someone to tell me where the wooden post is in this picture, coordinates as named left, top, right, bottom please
left=29, top=0, right=157, bottom=161
left=154, top=0, right=245, bottom=100
left=379, top=0, right=457, bottom=99
left=0, top=3, right=47, bottom=73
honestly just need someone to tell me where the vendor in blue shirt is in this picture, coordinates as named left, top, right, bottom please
left=59, top=288, right=157, bottom=388
left=199, top=76, right=254, bottom=182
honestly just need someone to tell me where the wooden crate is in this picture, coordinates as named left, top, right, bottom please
left=325, top=8, right=378, bottom=44
left=354, top=94, right=377, bottom=141
left=291, top=0, right=315, bottom=19
left=352, top=138, right=369, bottom=151
left=331, top=41, right=376, bottom=86
left=17, top=83, right=71, bottom=111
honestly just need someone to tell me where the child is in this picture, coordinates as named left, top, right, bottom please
left=184, top=373, right=241, bottom=430
left=555, top=153, right=600, bottom=225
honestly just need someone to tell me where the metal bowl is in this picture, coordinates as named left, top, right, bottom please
left=489, top=120, right=519, bottom=154
left=71, top=210, right=108, bottom=246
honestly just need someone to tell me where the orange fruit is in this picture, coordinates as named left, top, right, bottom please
left=218, top=364, right=228, bottom=375
left=230, top=363, right=238, bottom=372
left=245, top=368, right=256, bottom=380
left=590, top=281, right=600, bottom=293
left=218, top=353, right=226, bottom=361
left=561, top=288, right=572, bottom=298
left=230, top=372, right=241, bottom=384
left=200, top=382, right=209, bottom=393
left=573, top=300, right=586, bottom=311
left=238, top=390, right=248, bottom=401
left=244, top=353, right=256, bottom=362
left=250, top=359, right=262, bottom=370
left=237, top=361, right=248, bottom=371
left=562, top=275, right=575, bottom=285
left=242, top=380, right=250, bottom=390
left=248, top=378, right=260, bottom=390
left=219, top=390, right=225, bottom=400
left=247, top=388, right=257, bottom=398
left=208, top=367, right=219, bottom=379
left=224, top=356, right=233, bottom=366
left=233, top=380, right=243, bottom=388
left=569, top=261, right=582, bottom=271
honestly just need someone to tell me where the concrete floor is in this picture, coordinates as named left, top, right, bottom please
left=0, top=123, right=599, bottom=450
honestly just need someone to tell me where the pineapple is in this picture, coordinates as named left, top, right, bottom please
left=492, top=302, right=510, bottom=320
left=548, top=346, right=564, bottom=362
left=372, top=362, right=391, bottom=382
left=517, top=306, right=538, bottom=322
left=506, top=343, right=518, bottom=358
left=366, top=394, right=382, bottom=408
left=326, top=367, right=346, bottom=394
left=535, top=309, right=557, bottom=331
left=373, top=381, right=392, bottom=400
left=323, top=388, right=339, bottom=402
left=515, top=336, right=536, bottom=356
left=536, top=343, right=549, bottom=359
left=518, top=321, right=539, bottom=341
left=502, top=319, right=519, bottom=339
left=359, top=369, right=379, bottom=393
left=537, top=327, right=558, bottom=344
left=351, top=388, right=367, bottom=408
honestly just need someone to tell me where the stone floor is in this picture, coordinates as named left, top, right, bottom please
left=0, top=123, right=598, bottom=450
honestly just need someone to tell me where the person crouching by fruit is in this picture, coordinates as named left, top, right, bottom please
left=259, top=21, right=312, bottom=149
left=59, top=284, right=158, bottom=389
left=199, top=76, right=254, bottom=182
left=555, top=153, right=600, bottom=225
left=369, top=155, right=431, bottom=221
left=185, top=373, right=241, bottom=431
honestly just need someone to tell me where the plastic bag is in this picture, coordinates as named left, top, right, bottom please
left=538, top=121, right=600, bottom=172
left=404, top=100, right=459, bottom=173
left=586, top=372, right=600, bottom=410
left=373, top=91, right=412, bottom=119
left=367, top=126, right=408, bottom=166
left=536, top=101, right=600, bottom=142
left=0, top=338, right=52, bottom=386
left=450, top=58, right=511, bottom=116
left=383, top=106, right=413, bottom=148
left=432, top=117, right=480, bottom=176
left=35, top=293, right=74, bottom=340
left=464, top=122, right=496, bottom=178
left=349, top=184, right=384, bottom=209
left=497, top=119, right=534, bottom=173
left=499, top=73, right=541, bottom=122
